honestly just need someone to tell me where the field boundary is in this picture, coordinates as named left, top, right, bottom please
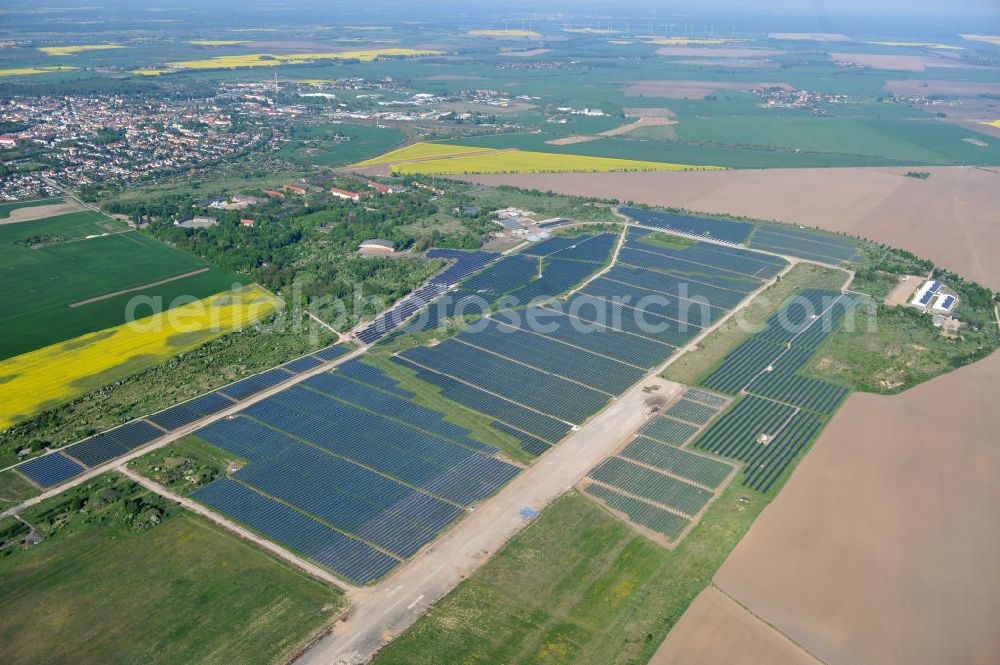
left=68, top=267, right=212, bottom=307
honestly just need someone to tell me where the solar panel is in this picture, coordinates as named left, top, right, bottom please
left=107, top=420, right=163, bottom=449
left=281, top=355, right=324, bottom=374
left=16, top=453, right=84, bottom=487
left=64, top=435, right=128, bottom=467
left=312, top=344, right=348, bottom=361
left=218, top=368, right=291, bottom=401
left=185, top=392, right=236, bottom=416
left=147, top=405, right=202, bottom=431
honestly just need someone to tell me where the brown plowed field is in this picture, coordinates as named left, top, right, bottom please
left=649, top=586, right=821, bottom=665
left=712, top=349, right=1000, bottom=665
left=453, top=166, right=1000, bottom=289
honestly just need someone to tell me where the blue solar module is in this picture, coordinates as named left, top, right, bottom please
left=621, top=207, right=752, bottom=245
left=491, top=422, right=551, bottom=456
left=146, top=405, right=202, bottom=431
left=16, top=453, right=84, bottom=487
left=334, top=359, right=414, bottom=397
left=64, top=435, right=128, bottom=467
left=941, top=295, right=955, bottom=309
left=281, top=355, right=324, bottom=374
left=399, top=339, right=610, bottom=424
left=520, top=233, right=616, bottom=263
left=185, top=392, right=237, bottom=416
left=107, top=420, right=163, bottom=449
left=393, top=356, right=572, bottom=443
left=749, top=226, right=859, bottom=264
left=303, top=371, right=497, bottom=454
left=458, top=319, right=645, bottom=394
left=218, top=368, right=292, bottom=401
left=312, top=344, right=348, bottom=361
left=193, top=477, right=400, bottom=585
left=193, top=416, right=301, bottom=463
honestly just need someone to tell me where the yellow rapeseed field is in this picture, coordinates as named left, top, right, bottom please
left=391, top=148, right=723, bottom=175
left=468, top=29, right=543, bottom=39
left=980, top=120, right=1000, bottom=128
left=865, top=41, right=963, bottom=50
left=39, top=44, right=125, bottom=56
left=0, top=285, right=280, bottom=428
left=166, top=48, right=441, bottom=71
left=0, top=66, right=78, bottom=77
left=357, top=142, right=498, bottom=165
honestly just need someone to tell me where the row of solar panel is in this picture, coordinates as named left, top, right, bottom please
left=14, top=345, right=348, bottom=488
left=620, top=207, right=753, bottom=245
left=356, top=251, right=499, bottom=344
left=188, top=361, right=523, bottom=583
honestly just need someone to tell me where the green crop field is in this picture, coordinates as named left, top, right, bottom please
left=373, top=484, right=767, bottom=665
left=276, top=122, right=406, bottom=167
left=0, top=475, right=341, bottom=665
left=0, top=198, right=63, bottom=218
left=0, top=211, right=240, bottom=359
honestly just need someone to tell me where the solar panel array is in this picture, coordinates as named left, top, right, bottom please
left=749, top=225, right=860, bottom=264
left=14, top=346, right=349, bottom=490
left=699, top=291, right=859, bottom=416
left=15, top=453, right=85, bottom=488
left=620, top=207, right=753, bottom=245
left=189, top=360, right=522, bottom=584
left=355, top=250, right=498, bottom=344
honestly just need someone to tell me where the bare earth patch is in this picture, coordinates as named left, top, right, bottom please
left=885, top=79, right=1000, bottom=97
left=883, top=274, right=922, bottom=307
left=453, top=167, right=1000, bottom=290
left=712, top=349, right=1000, bottom=665
left=650, top=586, right=821, bottom=665
left=545, top=117, right=678, bottom=145
left=624, top=107, right=676, bottom=118
left=0, top=201, right=83, bottom=224
left=497, top=48, right=551, bottom=57
left=830, top=52, right=979, bottom=72
left=623, top=80, right=792, bottom=99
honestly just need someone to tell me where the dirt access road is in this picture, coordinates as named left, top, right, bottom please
left=454, top=166, right=1000, bottom=290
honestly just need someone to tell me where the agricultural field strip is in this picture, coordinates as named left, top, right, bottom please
left=451, top=338, right=616, bottom=397
left=67, top=267, right=212, bottom=308
left=622, top=243, right=772, bottom=282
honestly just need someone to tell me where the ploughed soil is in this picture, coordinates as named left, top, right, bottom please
left=453, top=166, right=1000, bottom=290
left=712, top=349, right=1000, bottom=665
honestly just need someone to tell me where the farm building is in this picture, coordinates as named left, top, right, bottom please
left=359, top=239, right=395, bottom=254
left=240, top=219, right=255, bottom=227
left=367, top=180, right=399, bottom=194
left=910, top=279, right=957, bottom=313
left=330, top=187, right=362, bottom=202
